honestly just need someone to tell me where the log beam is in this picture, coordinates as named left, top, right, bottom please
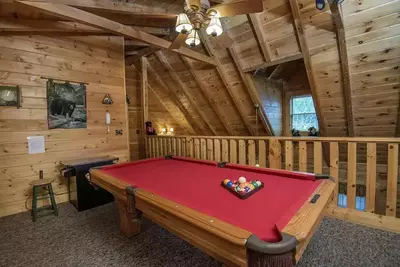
left=248, top=14, right=272, bottom=63
left=16, top=1, right=217, bottom=66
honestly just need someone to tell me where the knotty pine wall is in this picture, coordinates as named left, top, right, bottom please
left=0, top=35, right=129, bottom=217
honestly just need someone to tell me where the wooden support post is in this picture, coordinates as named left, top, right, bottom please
left=366, top=143, right=376, bottom=213
left=141, top=57, right=148, bottom=158
left=347, top=143, right=357, bottom=210
left=386, top=143, right=399, bottom=217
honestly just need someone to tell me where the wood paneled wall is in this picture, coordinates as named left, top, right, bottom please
left=0, top=35, right=129, bottom=217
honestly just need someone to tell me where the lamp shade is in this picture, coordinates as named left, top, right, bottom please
left=185, top=30, right=201, bottom=47
left=175, top=13, right=193, bottom=34
left=206, top=17, right=223, bottom=37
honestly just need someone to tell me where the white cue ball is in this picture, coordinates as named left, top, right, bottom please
left=238, top=177, right=246, bottom=184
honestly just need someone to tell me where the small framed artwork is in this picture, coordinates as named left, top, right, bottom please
left=0, top=85, right=21, bottom=108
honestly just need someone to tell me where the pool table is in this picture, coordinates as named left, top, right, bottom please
left=89, top=156, right=335, bottom=267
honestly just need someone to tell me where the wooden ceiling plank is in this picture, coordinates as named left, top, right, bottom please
left=247, top=14, right=272, bottom=63
left=155, top=50, right=218, bottom=136
left=289, top=0, right=327, bottom=136
left=329, top=2, right=355, bottom=137
left=181, top=56, right=233, bottom=135
left=19, top=0, right=178, bottom=18
left=132, top=64, right=191, bottom=135
left=199, top=30, right=254, bottom=136
left=146, top=60, right=203, bottom=135
left=16, top=1, right=217, bottom=66
left=228, top=47, right=274, bottom=136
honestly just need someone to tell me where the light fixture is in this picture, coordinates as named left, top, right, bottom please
left=170, top=128, right=174, bottom=133
left=160, top=125, right=175, bottom=136
left=175, top=13, right=193, bottom=34
left=206, top=17, right=223, bottom=37
left=161, top=127, right=167, bottom=133
left=185, top=29, right=201, bottom=47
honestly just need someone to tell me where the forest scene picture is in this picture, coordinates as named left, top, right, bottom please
left=47, top=80, right=87, bottom=129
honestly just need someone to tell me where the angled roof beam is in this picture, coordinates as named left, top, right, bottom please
left=268, top=64, right=285, bottom=80
left=131, top=65, right=192, bottom=135
left=243, top=53, right=303, bottom=73
left=329, top=2, right=354, bottom=137
left=198, top=30, right=254, bottom=136
left=229, top=47, right=274, bottom=135
left=181, top=56, right=233, bottom=135
left=146, top=60, right=204, bottom=135
left=155, top=50, right=218, bottom=136
left=16, top=1, right=217, bottom=66
left=289, top=0, right=326, bottom=137
left=125, top=46, right=160, bottom=65
left=247, top=14, right=272, bottom=63
left=20, top=0, right=178, bottom=18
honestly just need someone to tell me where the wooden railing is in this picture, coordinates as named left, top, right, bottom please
left=145, top=136, right=400, bottom=231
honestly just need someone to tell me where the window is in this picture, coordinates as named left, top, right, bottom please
left=291, top=95, right=318, bottom=131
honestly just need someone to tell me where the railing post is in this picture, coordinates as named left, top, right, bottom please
left=386, top=143, right=399, bottom=217
left=269, top=138, right=281, bottom=169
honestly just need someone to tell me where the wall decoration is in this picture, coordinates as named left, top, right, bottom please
left=0, top=85, right=20, bottom=108
left=27, top=136, right=45, bottom=154
left=102, top=93, right=113, bottom=104
left=47, top=79, right=87, bottom=129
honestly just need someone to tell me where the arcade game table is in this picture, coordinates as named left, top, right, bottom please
left=89, top=156, right=335, bottom=267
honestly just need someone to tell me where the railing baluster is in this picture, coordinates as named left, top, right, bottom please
left=230, top=140, right=237, bottom=164
left=330, top=142, right=339, bottom=205
left=171, top=138, right=176, bottom=156
left=347, top=142, right=357, bottom=210
left=248, top=140, right=256, bottom=166
left=285, top=141, right=293, bottom=171
left=182, top=137, right=187, bottom=157
left=151, top=138, right=156, bottom=157
left=386, top=143, right=399, bottom=217
left=187, top=137, right=194, bottom=158
left=366, top=143, right=376, bottom=213
left=207, top=139, right=214, bottom=160
left=238, top=140, right=246, bottom=165
left=177, top=138, right=182, bottom=156
left=314, top=141, right=322, bottom=174
left=299, top=141, right=307, bottom=172
left=200, top=138, right=207, bottom=160
left=214, top=139, right=221, bottom=162
left=259, top=140, right=266, bottom=167
left=194, top=138, right=200, bottom=159
left=222, top=139, right=229, bottom=162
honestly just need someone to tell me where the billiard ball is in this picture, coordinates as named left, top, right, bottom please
left=252, top=181, right=259, bottom=188
left=245, top=187, right=250, bottom=192
left=227, top=181, right=233, bottom=187
left=223, top=179, right=230, bottom=185
left=238, top=177, right=246, bottom=184
left=256, top=181, right=262, bottom=186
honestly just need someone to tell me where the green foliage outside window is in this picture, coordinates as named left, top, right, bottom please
left=291, top=95, right=318, bottom=131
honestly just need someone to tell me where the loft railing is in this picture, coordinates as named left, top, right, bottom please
left=145, top=136, right=400, bottom=228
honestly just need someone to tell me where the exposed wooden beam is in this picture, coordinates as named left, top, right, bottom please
left=141, top=57, right=149, bottom=132
left=125, top=46, right=160, bottom=65
left=19, top=0, right=178, bottom=18
left=199, top=30, right=254, bottom=136
left=16, top=1, right=217, bottom=66
left=0, top=18, right=107, bottom=35
left=243, top=53, right=303, bottom=73
left=181, top=56, right=233, bottom=135
left=247, top=14, right=272, bottom=63
left=289, top=0, right=326, bottom=136
left=396, top=90, right=400, bottom=137
left=228, top=47, right=274, bottom=136
left=130, top=26, right=170, bottom=36
left=329, top=2, right=354, bottom=137
left=132, top=65, right=191, bottom=135
left=146, top=61, right=203, bottom=135
left=155, top=50, right=217, bottom=136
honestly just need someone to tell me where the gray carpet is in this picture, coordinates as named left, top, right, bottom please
left=0, top=203, right=399, bottom=267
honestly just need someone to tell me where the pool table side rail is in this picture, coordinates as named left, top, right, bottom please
left=133, top=189, right=251, bottom=267
left=89, top=168, right=130, bottom=201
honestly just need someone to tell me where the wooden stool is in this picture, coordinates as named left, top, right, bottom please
left=29, top=178, right=59, bottom=222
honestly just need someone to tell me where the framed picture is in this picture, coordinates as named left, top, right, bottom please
left=0, top=85, right=20, bottom=108
left=47, top=80, right=87, bottom=129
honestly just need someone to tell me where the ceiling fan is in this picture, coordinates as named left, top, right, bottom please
left=170, top=0, right=263, bottom=49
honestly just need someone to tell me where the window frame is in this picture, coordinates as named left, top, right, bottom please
left=290, top=94, right=318, bottom=132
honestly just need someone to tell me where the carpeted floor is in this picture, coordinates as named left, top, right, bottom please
left=0, top=203, right=399, bottom=267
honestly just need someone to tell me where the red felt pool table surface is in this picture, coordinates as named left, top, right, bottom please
left=100, top=157, right=322, bottom=242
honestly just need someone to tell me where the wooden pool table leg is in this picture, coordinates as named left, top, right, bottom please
left=116, top=198, right=141, bottom=237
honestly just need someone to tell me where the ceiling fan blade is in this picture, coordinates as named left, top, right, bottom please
left=185, top=0, right=201, bottom=9
left=169, top=33, right=189, bottom=49
left=207, top=0, right=263, bottom=17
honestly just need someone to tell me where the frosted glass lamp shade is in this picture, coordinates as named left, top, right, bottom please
left=185, top=30, right=201, bottom=47
left=175, top=13, right=193, bottom=34
left=206, top=17, right=223, bottom=37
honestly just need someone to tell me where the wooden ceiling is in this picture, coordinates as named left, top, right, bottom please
left=1, top=0, right=399, bottom=137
